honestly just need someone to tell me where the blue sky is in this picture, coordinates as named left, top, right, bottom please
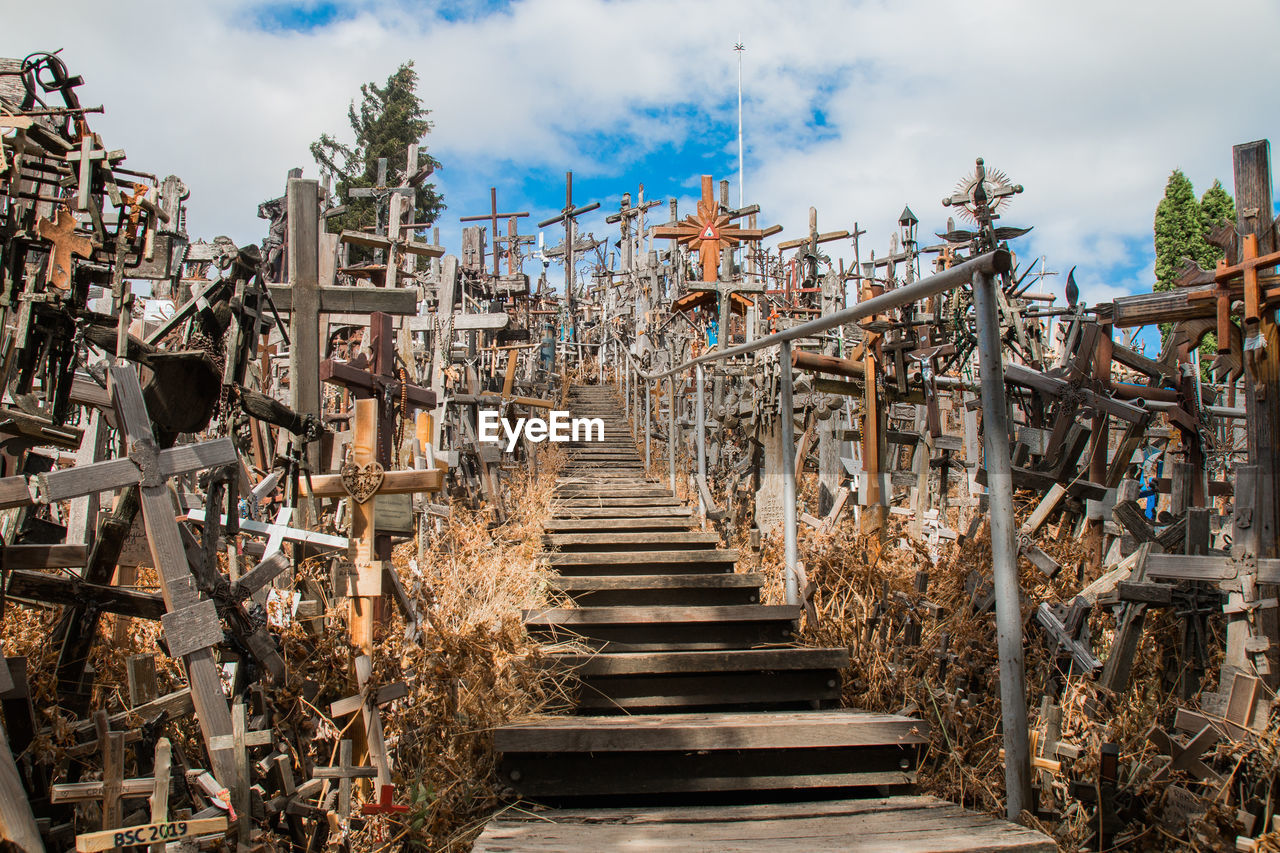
left=7, top=0, right=1280, bottom=358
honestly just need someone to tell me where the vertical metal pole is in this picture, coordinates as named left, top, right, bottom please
left=695, top=363, right=707, bottom=519
left=972, top=268, right=1032, bottom=821
left=645, top=382, right=651, bottom=471
left=668, top=376, right=677, bottom=492
left=780, top=340, right=799, bottom=605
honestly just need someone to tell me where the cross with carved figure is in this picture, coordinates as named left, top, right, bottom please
left=35, top=206, right=93, bottom=290
left=1186, top=233, right=1280, bottom=353
left=653, top=175, right=763, bottom=282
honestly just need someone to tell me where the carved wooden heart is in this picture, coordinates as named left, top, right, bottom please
left=340, top=461, right=384, bottom=504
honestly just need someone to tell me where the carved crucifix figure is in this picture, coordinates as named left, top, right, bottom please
left=654, top=174, right=763, bottom=283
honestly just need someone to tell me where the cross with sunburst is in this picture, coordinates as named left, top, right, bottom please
left=654, top=175, right=763, bottom=282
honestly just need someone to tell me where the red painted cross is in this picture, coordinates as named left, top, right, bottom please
left=361, top=784, right=410, bottom=816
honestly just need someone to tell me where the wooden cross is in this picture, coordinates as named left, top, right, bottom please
left=186, top=506, right=348, bottom=561
left=63, top=131, right=120, bottom=211
left=37, top=365, right=239, bottom=786
left=653, top=174, right=763, bottom=283
left=459, top=187, right=530, bottom=277
left=35, top=205, right=93, bottom=290
left=777, top=206, right=850, bottom=289
left=537, top=171, right=600, bottom=319
left=606, top=185, right=662, bottom=273
left=1187, top=232, right=1280, bottom=353
left=321, top=312, right=436, bottom=465
left=1147, top=723, right=1223, bottom=784
left=208, top=702, right=274, bottom=841
left=329, top=654, right=408, bottom=789
left=313, top=739, right=377, bottom=820
left=361, top=784, right=410, bottom=816
left=302, top=397, right=442, bottom=652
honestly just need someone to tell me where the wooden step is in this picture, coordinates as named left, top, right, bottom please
left=544, top=532, right=721, bottom=552
left=472, top=797, right=1058, bottom=852
left=548, top=648, right=848, bottom=711
left=496, top=710, right=926, bottom=797
left=542, top=518, right=694, bottom=534
left=549, top=573, right=762, bottom=606
left=549, top=505, right=693, bottom=518
left=548, top=549, right=739, bottom=575
left=554, top=497, right=682, bottom=507
left=523, top=604, right=799, bottom=650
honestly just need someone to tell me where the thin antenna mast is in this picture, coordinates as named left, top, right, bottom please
left=734, top=38, right=745, bottom=208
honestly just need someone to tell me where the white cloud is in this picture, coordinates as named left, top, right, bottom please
left=4, top=0, right=1277, bottom=304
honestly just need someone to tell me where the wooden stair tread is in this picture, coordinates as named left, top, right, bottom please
left=550, top=573, right=761, bottom=591
left=495, top=709, right=928, bottom=752
left=542, top=518, right=694, bottom=532
left=548, top=647, right=848, bottom=675
left=471, top=797, right=1057, bottom=852
left=524, top=605, right=800, bottom=625
left=545, top=532, right=721, bottom=547
left=549, top=506, right=693, bottom=518
left=548, top=549, right=738, bottom=565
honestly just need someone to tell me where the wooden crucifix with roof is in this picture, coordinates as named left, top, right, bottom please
left=654, top=174, right=764, bottom=284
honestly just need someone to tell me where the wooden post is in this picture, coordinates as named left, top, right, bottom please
left=287, top=179, right=321, bottom=477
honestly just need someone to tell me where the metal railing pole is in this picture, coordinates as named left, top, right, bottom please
left=695, top=363, right=706, bottom=520
left=667, top=376, right=677, bottom=492
left=973, top=266, right=1032, bottom=820
left=780, top=339, right=799, bottom=605
left=644, top=382, right=651, bottom=471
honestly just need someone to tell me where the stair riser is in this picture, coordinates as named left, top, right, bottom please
left=499, top=745, right=919, bottom=798
left=562, top=587, right=759, bottom=606
left=526, top=622, right=796, bottom=650
left=568, top=670, right=841, bottom=712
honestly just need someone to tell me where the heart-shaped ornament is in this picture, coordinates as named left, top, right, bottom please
left=340, top=461, right=385, bottom=503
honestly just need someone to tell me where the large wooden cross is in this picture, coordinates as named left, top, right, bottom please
left=1186, top=232, right=1280, bottom=353
left=459, top=187, right=530, bottom=278
left=654, top=174, right=764, bottom=283
left=303, top=396, right=442, bottom=653
left=38, top=366, right=239, bottom=786
left=537, top=171, right=600, bottom=320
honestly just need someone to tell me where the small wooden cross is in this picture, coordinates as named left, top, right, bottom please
left=459, top=187, right=530, bottom=277
left=35, top=205, right=93, bottom=290
left=653, top=175, right=763, bottom=282
left=314, top=739, right=377, bottom=820
left=208, top=702, right=274, bottom=842
left=1147, top=723, right=1223, bottom=784
left=329, top=654, right=408, bottom=789
left=361, top=784, right=410, bottom=816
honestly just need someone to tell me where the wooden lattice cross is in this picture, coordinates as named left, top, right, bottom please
left=38, top=365, right=239, bottom=786
left=653, top=175, right=763, bottom=283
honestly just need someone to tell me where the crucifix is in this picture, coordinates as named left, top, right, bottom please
left=37, top=365, right=239, bottom=787
left=537, top=171, right=600, bottom=333
left=777, top=206, right=850, bottom=293
left=35, top=205, right=93, bottom=290
left=459, top=187, right=530, bottom=278
left=346, top=157, right=414, bottom=260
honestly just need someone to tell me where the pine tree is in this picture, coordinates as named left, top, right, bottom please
left=311, top=62, right=444, bottom=235
left=1152, top=170, right=1235, bottom=359
left=1153, top=169, right=1202, bottom=294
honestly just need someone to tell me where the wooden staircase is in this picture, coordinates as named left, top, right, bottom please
left=474, top=385, right=1054, bottom=851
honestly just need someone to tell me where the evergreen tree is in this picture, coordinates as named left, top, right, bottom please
left=1152, top=170, right=1235, bottom=359
left=311, top=61, right=444, bottom=235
